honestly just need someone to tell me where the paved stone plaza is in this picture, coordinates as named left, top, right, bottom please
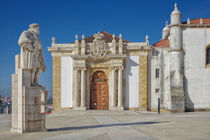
left=0, top=111, right=210, bottom=140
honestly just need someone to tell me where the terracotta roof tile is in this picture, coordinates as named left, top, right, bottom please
left=153, top=39, right=170, bottom=47
left=78, top=31, right=131, bottom=43
left=182, top=18, right=210, bottom=24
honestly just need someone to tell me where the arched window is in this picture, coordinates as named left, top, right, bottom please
left=206, top=46, right=210, bottom=67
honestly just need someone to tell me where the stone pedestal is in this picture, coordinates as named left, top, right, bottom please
left=171, top=88, right=185, bottom=112
left=11, top=55, right=48, bottom=133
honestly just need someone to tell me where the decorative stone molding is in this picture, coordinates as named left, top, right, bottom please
left=168, top=49, right=184, bottom=53
left=73, top=65, right=86, bottom=71
left=110, top=65, right=124, bottom=70
left=89, top=33, right=108, bottom=57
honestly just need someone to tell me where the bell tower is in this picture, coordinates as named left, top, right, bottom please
left=169, top=3, right=185, bottom=112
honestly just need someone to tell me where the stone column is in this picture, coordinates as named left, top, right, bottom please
left=74, top=66, right=80, bottom=107
left=111, top=66, right=116, bottom=108
left=81, top=66, right=86, bottom=108
left=118, top=66, right=123, bottom=108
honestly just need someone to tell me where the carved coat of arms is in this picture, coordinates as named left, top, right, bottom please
left=89, top=33, right=108, bottom=57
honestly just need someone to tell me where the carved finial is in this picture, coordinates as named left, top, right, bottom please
left=200, top=18, right=203, bottom=24
left=119, top=34, right=122, bottom=39
left=112, top=34, right=116, bottom=47
left=75, top=34, right=79, bottom=44
left=81, top=34, right=85, bottom=46
left=52, top=37, right=56, bottom=44
left=166, top=21, right=169, bottom=26
left=174, top=3, right=178, bottom=10
left=112, top=34, right=115, bottom=39
left=82, top=34, right=85, bottom=40
left=187, top=18, right=190, bottom=24
left=119, top=34, right=123, bottom=46
left=75, top=34, right=78, bottom=40
left=146, top=35, right=149, bottom=45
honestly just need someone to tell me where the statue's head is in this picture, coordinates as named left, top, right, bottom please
left=29, top=23, right=40, bottom=35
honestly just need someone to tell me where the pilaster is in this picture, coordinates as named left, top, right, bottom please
left=139, top=55, right=148, bottom=110
left=81, top=66, right=87, bottom=108
left=52, top=56, right=61, bottom=112
left=117, top=65, right=124, bottom=110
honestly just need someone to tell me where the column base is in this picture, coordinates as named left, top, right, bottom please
left=73, top=106, right=87, bottom=110
left=109, top=106, right=124, bottom=110
left=117, top=106, right=124, bottom=110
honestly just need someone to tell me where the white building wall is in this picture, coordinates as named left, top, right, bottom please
left=150, top=50, right=161, bottom=110
left=150, top=49, right=171, bottom=110
left=61, top=56, right=73, bottom=107
left=125, top=56, right=139, bottom=108
left=183, top=28, right=210, bottom=109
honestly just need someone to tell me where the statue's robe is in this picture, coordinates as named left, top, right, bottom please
left=18, top=30, right=46, bottom=71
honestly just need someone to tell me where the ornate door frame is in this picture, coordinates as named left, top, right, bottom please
left=90, top=71, right=109, bottom=110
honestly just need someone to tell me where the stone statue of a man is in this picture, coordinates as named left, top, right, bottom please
left=18, top=23, right=46, bottom=86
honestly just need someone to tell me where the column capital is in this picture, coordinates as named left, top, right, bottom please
left=73, top=65, right=86, bottom=71
left=110, top=65, right=124, bottom=70
left=81, top=66, right=87, bottom=71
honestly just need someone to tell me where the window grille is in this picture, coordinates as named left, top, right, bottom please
left=156, top=69, right=160, bottom=78
left=206, top=47, right=210, bottom=65
left=155, top=88, right=160, bottom=93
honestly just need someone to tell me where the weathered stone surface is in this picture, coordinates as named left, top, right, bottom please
left=139, top=55, right=148, bottom=110
left=52, top=56, right=61, bottom=112
left=11, top=24, right=48, bottom=133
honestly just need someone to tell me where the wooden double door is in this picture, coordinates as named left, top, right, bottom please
left=90, top=71, right=109, bottom=110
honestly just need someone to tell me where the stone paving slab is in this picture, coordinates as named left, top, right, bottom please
left=0, top=111, right=210, bottom=140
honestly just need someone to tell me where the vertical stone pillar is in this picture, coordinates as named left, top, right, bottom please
left=74, top=67, right=80, bottom=107
left=111, top=66, right=116, bottom=108
left=52, top=56, right=61, bottom=111
left=139, top=55, right=148, bottom=110
left=81, top=67, right=86, bottom=108
left=118, top=66, right=123, bottom=109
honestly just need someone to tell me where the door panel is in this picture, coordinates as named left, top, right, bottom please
left=90, top=71, right=108, bottom=110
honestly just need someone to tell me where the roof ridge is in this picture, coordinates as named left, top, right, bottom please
left=182, top=18, right=210, bottom=24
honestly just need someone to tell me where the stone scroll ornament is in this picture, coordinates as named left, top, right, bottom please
left=18, top=23, right=46, bottom=86
left=89, top=33, right=108, bottom=57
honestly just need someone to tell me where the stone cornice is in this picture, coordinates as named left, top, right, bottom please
left=169, top=24, right=210, bottom=28
left=125, top=46, right=152, bottom=52
left=48, top=47, right=74, bottom=53
left=168, top=49, right=185, bottom=53
left=70, top=54, right=126, bottom=60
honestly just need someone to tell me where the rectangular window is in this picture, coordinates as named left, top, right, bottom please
left=155, top=88, right=160, bottom=93
left=206, top=47, right=210, bottom=65
left=155, top=69, right=160, bottom=78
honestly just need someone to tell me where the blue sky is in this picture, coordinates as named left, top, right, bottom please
left=0, top=0, right=210, bottom=97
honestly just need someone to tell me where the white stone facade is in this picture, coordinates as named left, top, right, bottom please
left=151, top=3, right=210, bottom=111
left=49, top=4, right=210, bottom=112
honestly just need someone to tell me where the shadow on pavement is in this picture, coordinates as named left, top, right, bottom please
left=47, top=121, right=168, bottom=132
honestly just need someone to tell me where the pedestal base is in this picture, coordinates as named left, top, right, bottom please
left=109, top=107, right=124, bottom=110
left=10, top=128, right=47, bottom=133
left=73, top=106, right=87, bottom=110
